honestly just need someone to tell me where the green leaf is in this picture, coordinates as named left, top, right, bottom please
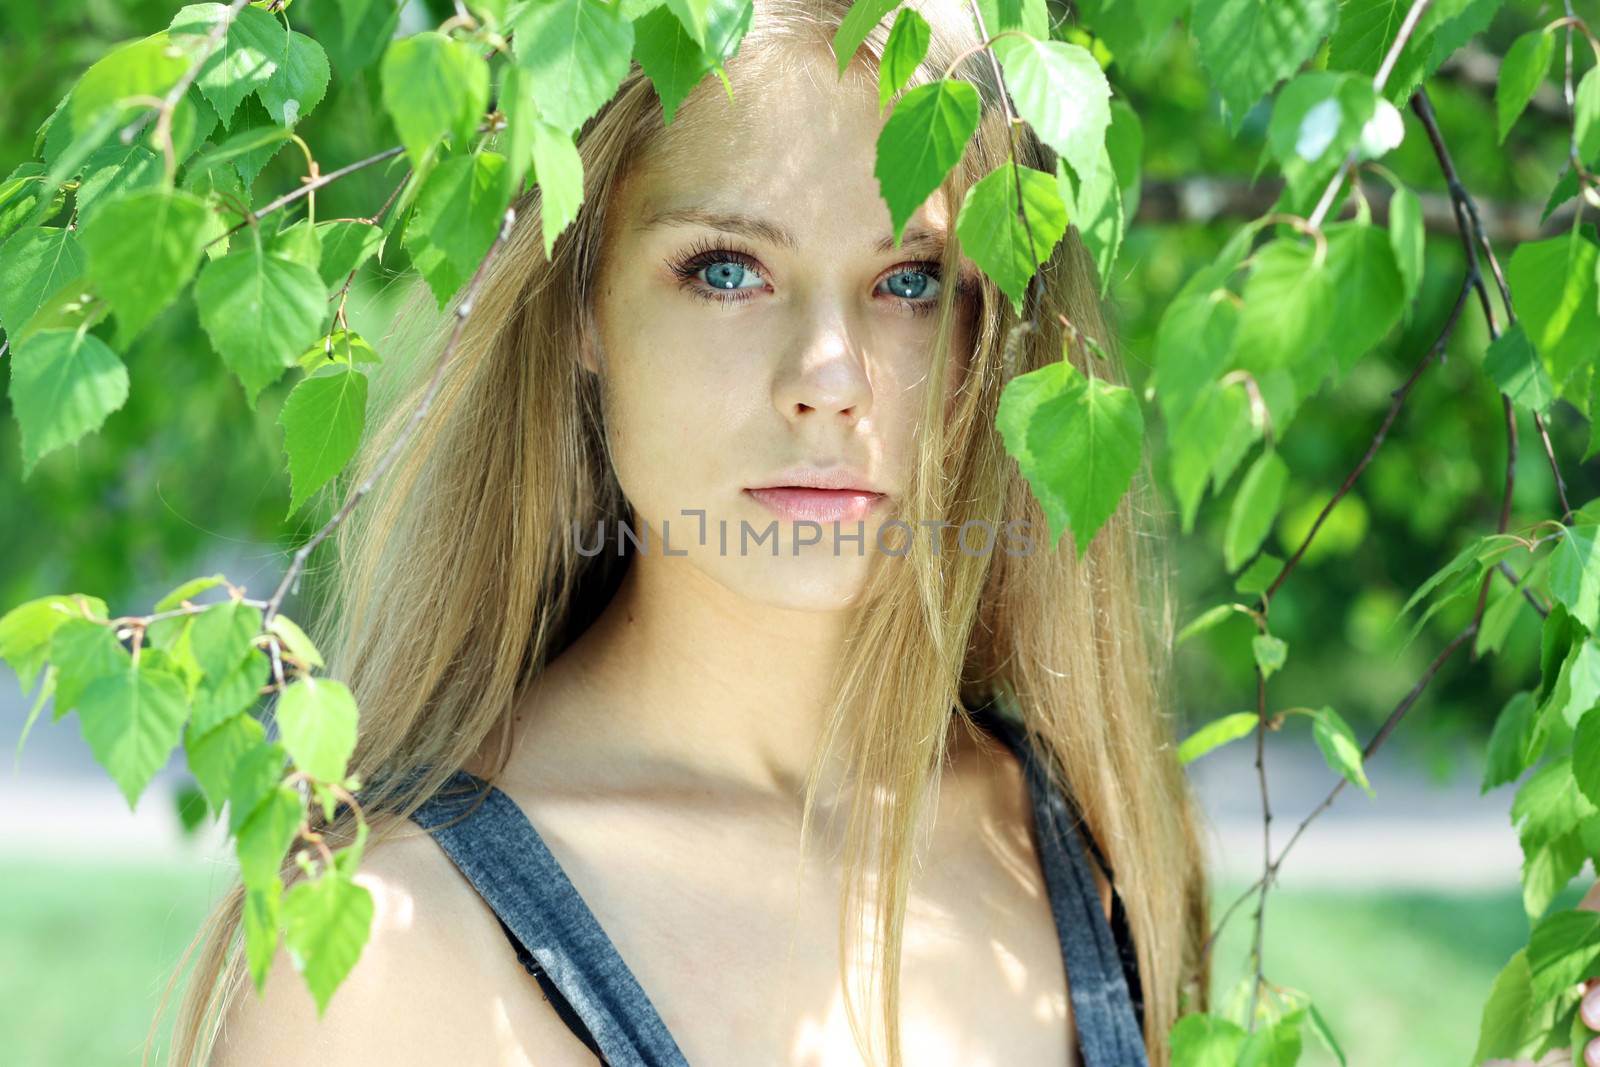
left=1326, top=0, right=1429, bottom=97
left=170, top=2, right=287, bottom=125
left=298, top=329, right=379, bottom=372
left=185, top=124, right=293, bottom=179
left=156, top=580, right=226, bottom=621
left=994, top=37, right=1111, bottom=183
left=1176, top=603, right=1243, bottom=645
left=276, top=676, right=360, bottom=782
left=268, top=219, right=323, bottom=272
left=1485, top=321, right=1554, bottom=415
left=380, top=32, right=489, bottom=169
left=0, top=163, right=52, bottom=241
left=1235, top=552, right=1283, bottom=595
left=630, top=6, right=714, bottom=127
left=76, top=144, right=164, bottom=227
left=1223, top=449, right=1289, bottom=572
left=664, top=0, right=712, bottom=46
left=195, top=236, right=329, bottom=404
left=874, top=79, right=981, bottom=245
left=192, top=647, right=268, bottom=735
left=1319, top=220, right=1404, bottom=384
left=280, top=365, right=369, bottom=516
left=228, top=737, right=287, bottom=832
left=833, top=0, right=903, bottom=75
left=1472, top=948, right=1539, bottom=1063
left=76, top=661, right=190, bottom=809
left=283, top=871, right=376, bottom=1016
left=0, top=226, right=87, bottom=338
left=224, top=95, right=290, bottom=188
left=1310, top=705, right=1371, bottom=796
left=1553, top=526, right=1600, bottom=634
left=1574, top=708, right=1600, bottom=811
left=243, top=876, right=283, bottom=992
left=1056, top=146, right=1124, bottom=296
left=1229, top=235, right=1335, bottom=424
left=1266, top=72, right=1376, bottom=209
left=69, top=35, right=189, bottom=133
left=8, top=329, right=130, bottom=478
left=190, top=599, right=263, bottom=685
left=258, top=31, right=330, bottom=126
left=269, top=614, right=324, bottom=669
left=1168, top=379, right=1253, bottom=533
left=879, top=9, right=930, bottom=111
left=80, top=188, right=211, bottom=347
left=313, top=221, right=383, bottom=291
left=1528, top=907, right=1600, bottom=1002
left=403, top=151, right=514, bottom=307
left=1252, top=633, right=1287, bottom=679
left=510, top=0, right=634, bottom=135
left=954, top=163, right=1067, bottom=315
left=525, top=113, right=585, bottom=259
left=998, top=356, right=1144, bottom=557
left=48, top=616, right=130, bottom=717
left=0, top=596, right=108, bottom=697
left=188, top=712, right=267, bottom=810
left=1154, top=284, right=1238, bottom=429
left=1497, top=29, right=1556, bottom=143
left=1237, top=1014, right=1302, bottom=1067
left=1580, top=67, right=1600, bottom=166
left=1506, top=231, right=1600, bottom=397
left=1386, top=182, right=1424, bottom=308
left=1192, top=0, right=1338, bottom=131
left=1170, top=1011, right=1247, bottom=1067
left=1483, top=691, right=1546, bottom=794
left=1177, top=711, right=1259, bottom=764
left=236, top=784, right=302, bottom=890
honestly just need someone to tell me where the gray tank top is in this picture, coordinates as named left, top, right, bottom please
left=405, top=701, right=1148, bottom=1065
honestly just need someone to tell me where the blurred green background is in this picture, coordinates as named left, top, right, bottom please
left=4, top=0, right=1600, bottom=1064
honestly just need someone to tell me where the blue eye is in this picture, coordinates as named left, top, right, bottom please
left=882, top=268, right=940, bottom=301
left=702, top=259, right=764, bottom=291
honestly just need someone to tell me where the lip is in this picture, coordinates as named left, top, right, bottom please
left=744, top=487, right=887, bottom=523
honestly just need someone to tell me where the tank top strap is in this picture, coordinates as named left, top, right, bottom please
left=967, top=700, right=1150, bottom=1067
left=406, top=769, right=690, bottom=1067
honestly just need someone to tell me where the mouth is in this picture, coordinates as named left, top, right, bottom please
left=743, top=486, right=887, bottom=523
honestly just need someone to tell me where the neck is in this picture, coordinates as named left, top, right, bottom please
left=518, top=548, right=868, bottom=806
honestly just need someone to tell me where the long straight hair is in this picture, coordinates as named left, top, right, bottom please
left=160, top=1, right=1211, bottom=1062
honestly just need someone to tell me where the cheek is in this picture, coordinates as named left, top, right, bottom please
left=596, top=291, right=757, bottom=506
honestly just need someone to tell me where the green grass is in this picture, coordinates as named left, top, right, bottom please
left=0, top=856, right=1572, bottom=1066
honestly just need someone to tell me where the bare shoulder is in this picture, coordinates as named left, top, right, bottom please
left=950, top=717, right=1116, bottom=925
left=210, top=821, right=601, bottom=1067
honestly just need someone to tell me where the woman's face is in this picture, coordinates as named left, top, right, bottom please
left=583, top=43, right=979, bottom=612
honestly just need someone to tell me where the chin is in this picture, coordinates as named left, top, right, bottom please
left=702, top=551, right=879, bottom=613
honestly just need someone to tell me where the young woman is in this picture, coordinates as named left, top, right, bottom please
left=168, top=0, right=1212, bottom=1063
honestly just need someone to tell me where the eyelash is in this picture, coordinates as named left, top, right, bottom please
left=666, top=236, right=952, bottom=318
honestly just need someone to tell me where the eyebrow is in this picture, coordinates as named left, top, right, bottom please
left=638, top=207, right=952, bottom=257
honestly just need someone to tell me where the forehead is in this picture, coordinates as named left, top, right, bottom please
left=615, top=43, right=955, bottom=244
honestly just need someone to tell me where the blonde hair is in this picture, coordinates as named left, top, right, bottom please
left=159, top=0, right=1211, bottom=1063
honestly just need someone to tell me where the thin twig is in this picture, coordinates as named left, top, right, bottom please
left=207, top=145, right=407, bottom=249
left=1307, top=0, right=1435, bottom=228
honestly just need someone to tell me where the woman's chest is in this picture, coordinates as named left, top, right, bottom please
left=495, top=785, right=1081, bottom=1067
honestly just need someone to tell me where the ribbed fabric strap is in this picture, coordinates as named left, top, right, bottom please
left=408, top=771, right=690, bottom=1067
left=969, top=703, right=1151, bottom=1067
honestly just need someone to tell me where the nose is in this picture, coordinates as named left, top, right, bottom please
left=771, top=303, right=873, bottom=422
